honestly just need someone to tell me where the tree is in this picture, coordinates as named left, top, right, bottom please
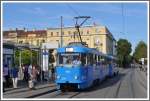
left=133, top=41, right=147, bottom=62
left=116, top=39, right=132, bottom=68
left=15, top=49, right=38, bottom=66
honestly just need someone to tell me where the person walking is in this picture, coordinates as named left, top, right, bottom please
left=11, top=67, right=19, bottom=88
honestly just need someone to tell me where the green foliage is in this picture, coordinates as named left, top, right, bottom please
left=14, top=49, right=38, bottom=66
left=116, top=39, right=132, bottom=68
left=133, top=41, right=147, bottom=62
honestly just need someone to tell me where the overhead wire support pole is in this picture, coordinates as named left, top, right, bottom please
left=74, top=16, right=91, bottom=45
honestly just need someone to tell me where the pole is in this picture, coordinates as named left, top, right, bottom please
left=19, top=49, right=22, bottom=80
left=30, top=49, right=32, bottom=65
left=60, top=16, right=63, bottom=47
left=40, top=49, right=43, bottom=82
left=19, top=49, right=22, bottom=69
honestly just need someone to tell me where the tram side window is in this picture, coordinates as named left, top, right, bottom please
left=93, top=54, right=97, bottom=64
left=100, top=56, right=105, bottom=65
left=81, top=53, right=86, bottom=66
left=98, top=55, right=101, bottom=62
left=87, top=54, right=90, bottom=65
left=90, top=54, right=94, bottom=65
left=87, top=54, right=93, bottom=65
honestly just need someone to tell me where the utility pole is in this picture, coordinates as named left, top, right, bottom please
left=60, top=16, right=63, bottom=47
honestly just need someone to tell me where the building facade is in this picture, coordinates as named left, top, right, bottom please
left=3, top=25, right=116, bottom=56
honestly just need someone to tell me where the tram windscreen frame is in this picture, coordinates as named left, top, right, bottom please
left=57, top=52, right=86, bottom=67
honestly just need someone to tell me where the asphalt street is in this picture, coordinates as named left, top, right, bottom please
left=3, top=68, right=147, bottom=99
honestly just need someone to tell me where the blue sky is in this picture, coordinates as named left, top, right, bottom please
left=2, top=2, right=148, bottom=54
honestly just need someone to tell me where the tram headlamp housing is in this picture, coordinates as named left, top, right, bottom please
left=74, top=75, right=79, bottom=80
left=57, top=75, right=60, bottom=79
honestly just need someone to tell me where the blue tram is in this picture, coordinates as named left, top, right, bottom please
left=55, top=43, right=116, bottom=90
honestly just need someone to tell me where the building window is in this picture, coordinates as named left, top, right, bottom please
left=37, top=40, right=39, bottom=46
left=31, top=40, right=33, bottom=45
left=56, top=32, right=59, bottom=36
left=68, top=31, right=71, bottom=35
left=62, top=31, right=64, bottom=35
left=51, top=32, right=53, bottom=36
left=42, top=39, right=45, bottom=43
left=73, top=31, right=76, bottom=35
left=87, top=30, right=89, bottom=34
left=19, top=41, right=23, bottom=44
left=80, top=31, right=83, bottom=35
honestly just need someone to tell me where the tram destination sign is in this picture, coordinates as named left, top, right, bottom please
left=66, top=48, right=74, bottom=52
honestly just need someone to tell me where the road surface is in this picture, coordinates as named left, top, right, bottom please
left=3, top=68, right=147, bottom=99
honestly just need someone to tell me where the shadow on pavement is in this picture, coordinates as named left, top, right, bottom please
left=83, top=72, right=126, bottom=92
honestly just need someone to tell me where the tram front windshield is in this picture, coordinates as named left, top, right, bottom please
left=57, top=53, right=86, bottom=67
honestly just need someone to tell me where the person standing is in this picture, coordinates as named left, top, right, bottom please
left=32, top=66, right=38, bottom=86
left=51, top=64, right=55, bottom=81
left=11, top=67, right=19, bottom=88
left=24, top=65, right=29, bottom=83
left=3, top=64, right=9, bottom=92
left=28, top=64, right=34, bottom=89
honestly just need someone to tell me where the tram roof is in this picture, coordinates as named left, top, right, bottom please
left=57, top=44, right=106, bottom=56
left=57, top=44, right=91, bottom=53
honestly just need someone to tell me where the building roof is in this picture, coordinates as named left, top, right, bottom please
left=3, top=30, right=24, bottom=38
left=3, top=30, right=47, bottom=38
left=21, top=30, right=47, bottom=37
left=47, top=25, right=100, bottom=30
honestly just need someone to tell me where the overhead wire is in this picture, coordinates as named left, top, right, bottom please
left=66, top=4, right=81, bottom=42
left=66, top=4, right=80, bottom=16
left=121, top=3, right=125, bottom=34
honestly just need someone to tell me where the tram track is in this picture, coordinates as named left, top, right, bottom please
left=55, top=91, right=81, bottom=98
left=26, top=88, right=57, bottom=98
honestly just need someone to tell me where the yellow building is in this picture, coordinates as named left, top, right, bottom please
left=47, top=25, right=116, bottom=55
left=3, top=25, right=116, bottom=55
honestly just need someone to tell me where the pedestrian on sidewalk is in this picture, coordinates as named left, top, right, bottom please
left=28, top=64, right=34, bottom=90
left=23, top=65, right=29, bottom=84
left=28, top=64, right=38, bottom=90
left=51, top=64, right=55, bottom=81
left=32, top=65, right=38, bottom=86
left=11, top=66, right=19, bottom=88
left=3, top=64, right=9, bottom=92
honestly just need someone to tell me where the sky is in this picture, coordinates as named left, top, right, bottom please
left=2, top=2, right=148, bottom=54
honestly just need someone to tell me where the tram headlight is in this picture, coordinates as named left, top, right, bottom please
left=74, top=75, right=79, bottom=80
left=57, top=75, right=60, bottom=79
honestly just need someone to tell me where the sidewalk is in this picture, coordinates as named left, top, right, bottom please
left=3, top=80, right=56, bottom=98
left=4, top=80, right=55, bottom=92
